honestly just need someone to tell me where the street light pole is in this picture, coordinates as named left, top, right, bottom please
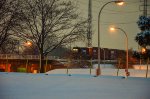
left=102, top=48, right=105, bottom=67
left=110, top=27, right=129, bottom=77
left=97, top=0, right=124, bottom=76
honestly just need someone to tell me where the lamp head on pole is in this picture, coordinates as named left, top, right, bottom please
left=109, top=27, right=119, bottom=33
left=25, top=41, right=32, bottom=46
left=110, top=27, right=116, bottom=31
left=114, top=0, right=124, bottom=6
left=141, top=47, right=146, bottom=53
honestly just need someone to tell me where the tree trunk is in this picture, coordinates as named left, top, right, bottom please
left=39, top=52, right=45, bottom=73
left=146, top=58, right=149, bottom=78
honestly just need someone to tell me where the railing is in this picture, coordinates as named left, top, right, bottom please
left=0, top=54, right=59, bottom=60
left=0, top=54, right=117, bottom=64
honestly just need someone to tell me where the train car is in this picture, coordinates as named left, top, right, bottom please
left=72, top=47, right=125, bottom=60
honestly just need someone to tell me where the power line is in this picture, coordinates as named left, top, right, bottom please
left=92, top=20, right=137, bottom=25
left=78, top=7, right=141, bottom=15
left=100, top=21, right=137, bottom=25
left=77, top=1, right=141, bottom=13
left=93, top=0, right=141, bottom=4
left=102, top=9, right=141, bottom=13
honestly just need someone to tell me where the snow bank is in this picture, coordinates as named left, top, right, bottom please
left=47, top=68, right=150, bottom=78
left=0, top=72, right=150, bottom=99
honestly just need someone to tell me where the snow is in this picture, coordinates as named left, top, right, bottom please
left=47, top=68, right=150, bottom=77
left=0, top=64, right=150, bottom=99
left=47, top=64, right=150, bottom=78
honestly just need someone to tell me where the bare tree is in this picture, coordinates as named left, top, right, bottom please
left=0, top=0, right=24, bottom=52
left=19, top=0, right=88, bottom=73
left=0, top=39, right=19, bottom=54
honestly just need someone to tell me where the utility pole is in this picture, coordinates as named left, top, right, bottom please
left=87, top=0, right=93, bottom=75
left=143, top=0, right=147, bottom=16
left=87, top=0, right=92, bottom=47
left=140, top=0, right=149, bottom=16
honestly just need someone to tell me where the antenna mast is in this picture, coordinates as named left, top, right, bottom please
left=87, top=0, right=92, bottom=47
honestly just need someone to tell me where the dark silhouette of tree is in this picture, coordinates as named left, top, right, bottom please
left=134, top=16, right=150, bottom=59
left=19, top=0, right=88, bottom=73
left=133, top=16, right=150, bottom=78
left=0, top=0, right=23, bottom=51
left=0, top=39, right=19, bottom=54
left=135, top=16, right=150, bottom=47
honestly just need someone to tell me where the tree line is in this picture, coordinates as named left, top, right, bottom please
left=0, top=0, right=88, bottom=73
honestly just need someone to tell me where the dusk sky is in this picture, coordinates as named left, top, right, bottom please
left=72, top=0, right=149, bottom=50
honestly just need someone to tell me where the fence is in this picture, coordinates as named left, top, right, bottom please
left=0, top=54, right=59, bottom=60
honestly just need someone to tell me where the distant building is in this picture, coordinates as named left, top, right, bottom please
left=72, top=47, right=126, bottom=60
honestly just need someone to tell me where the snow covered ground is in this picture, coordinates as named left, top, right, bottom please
left=0, top=72, right=150, bottom=99
left=0, top=64, right=150, bottom=99
left=47, top=68, right=150, bottom=77
left=47, top=64, right=150, bottom=78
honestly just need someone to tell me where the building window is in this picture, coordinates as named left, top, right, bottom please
left=111, top=51, right=115, bottom=59
left=93, top=49, right=97, bottom=53
left=111, top=51, right=114, bottom=54
left=82, top=49, right=86, bottom=53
